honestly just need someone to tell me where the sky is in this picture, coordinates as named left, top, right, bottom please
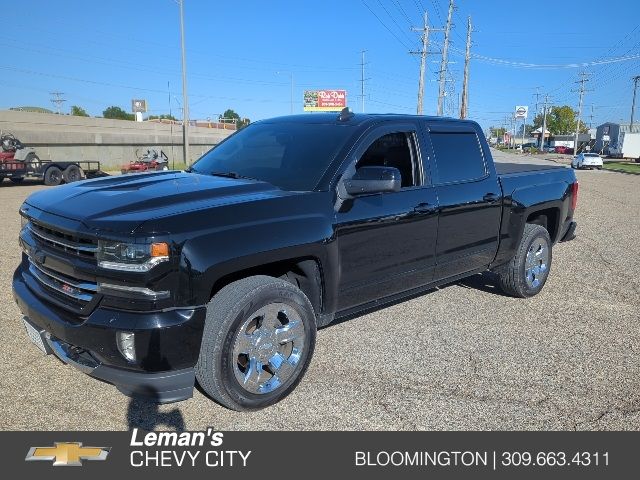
left=1, top=0, right=639, bottom=132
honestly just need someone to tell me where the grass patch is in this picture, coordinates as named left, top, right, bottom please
left=603, top=161, right=640, bottom=175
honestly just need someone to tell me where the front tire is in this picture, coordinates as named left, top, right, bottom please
left=495, top=223, right=552, bottom=298
left=196, top=275, right=317, bottom=411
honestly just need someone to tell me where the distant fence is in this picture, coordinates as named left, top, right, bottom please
left=0, top=110, right=234, bottom=169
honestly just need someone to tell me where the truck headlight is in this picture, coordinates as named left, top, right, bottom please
left=97, top=240, right=169, bottom=272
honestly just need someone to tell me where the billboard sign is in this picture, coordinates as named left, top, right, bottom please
left=303, top=90, right=347, bottom=112
left=514, top=105, right=528, bottom=119
left=132, top=99, right=147, bottom=113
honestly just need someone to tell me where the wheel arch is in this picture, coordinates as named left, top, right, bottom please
left=208, top=256, right=326, bottom=323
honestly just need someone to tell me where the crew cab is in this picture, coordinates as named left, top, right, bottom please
left=13, top=112, right=578, bottom=411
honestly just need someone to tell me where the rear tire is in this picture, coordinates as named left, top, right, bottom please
left=43, top=166, right=62, bottom=186
left=495, top=224, right=552, bottom=298
left=196, top=275, right=316, bottom=411
left=63, top=164, right=82, bottom=183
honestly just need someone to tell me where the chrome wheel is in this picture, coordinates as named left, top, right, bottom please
left=232, top=302, right=306, bottom=394
left=525, top=237, right=549, bottom=289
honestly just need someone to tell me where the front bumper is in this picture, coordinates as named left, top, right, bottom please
left=13, top=266, right=206, bottom=403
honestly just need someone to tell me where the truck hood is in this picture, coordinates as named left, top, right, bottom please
left=24, top=171, right=287, bottom=234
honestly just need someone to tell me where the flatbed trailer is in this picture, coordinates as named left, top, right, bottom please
left=0, top=159, right=108, bottom=186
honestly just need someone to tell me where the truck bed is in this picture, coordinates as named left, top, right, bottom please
left=495, top=162, right=567, bottom=175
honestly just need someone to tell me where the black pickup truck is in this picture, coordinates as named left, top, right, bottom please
left=13, top=112, right=578, bottom=411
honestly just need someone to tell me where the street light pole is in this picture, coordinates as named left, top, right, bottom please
left=178, top=0, right=190, bottom=166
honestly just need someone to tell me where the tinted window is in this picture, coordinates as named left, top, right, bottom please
left=430, top=131, right=486, bottom=183
left=191, top=122, right=354, bottom=191
left=356, top=132, right=419, bottom=187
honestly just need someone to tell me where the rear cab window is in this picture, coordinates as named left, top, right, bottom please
left=428, top=129, right=487, bottom=184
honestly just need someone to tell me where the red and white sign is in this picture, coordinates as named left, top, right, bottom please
left=304, top=90, right=347, bottom=111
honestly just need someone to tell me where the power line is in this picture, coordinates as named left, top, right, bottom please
left=390, top=0, right=414, bottom=25
left=375, top=0, right=415, bottom=45
left=361, top=0, right=413, bottom=51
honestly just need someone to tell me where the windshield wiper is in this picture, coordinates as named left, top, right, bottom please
left=209, top=171, right=258, bottom=181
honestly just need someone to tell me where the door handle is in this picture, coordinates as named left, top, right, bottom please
left=483, top=193, right=500, bottom=203
left=413, top=202, right=437, bottom=214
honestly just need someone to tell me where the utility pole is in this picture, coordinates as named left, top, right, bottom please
left=411, top=12, right=429, bottom=114
left=359, top=50, right=369, bottom=113
left=539, top=94, right=551, bottom=150
left=459, top=16, right=472, bottom=119
left=411, top=12, right=443, bottom=114
left=49, top=92, right=66, bottom=114
left=573, top=72, right=591, bottom=154
left=631, top=75, right=640, bottom=128
left=437, top=0, right=455, bottom=116
left=178, top=0, right=190, bottom=166
left=532, top=86, right=542, bottom=116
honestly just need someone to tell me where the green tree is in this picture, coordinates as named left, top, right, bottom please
left=70, top=105, right=89, bottom=117
left=147, top=114, right=177, bottom=121
left=532, top=105, right=588, bottom=135
left=103, top=106, right=135, bottom=121
left=490, top=126, right=506, bottom=137
left=220, top=109, right=250, bottom=129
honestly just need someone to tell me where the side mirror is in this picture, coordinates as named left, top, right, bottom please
left=344, top=166, right=401, bottom=196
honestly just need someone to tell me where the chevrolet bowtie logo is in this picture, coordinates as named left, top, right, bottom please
left=25, top=442, right=110, bottom=466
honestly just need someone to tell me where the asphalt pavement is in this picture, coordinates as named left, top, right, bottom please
left=1, top=151, right=638, bottom=431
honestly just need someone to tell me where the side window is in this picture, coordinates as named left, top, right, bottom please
left=429, top=131, right=486, bottom=184
left=355, top=132, right=419, bottom=188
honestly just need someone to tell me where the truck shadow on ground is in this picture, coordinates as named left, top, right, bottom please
left=126, top=392, right=186, bottom=432
left=326, top=272, right=508, bottom=329
left=456, top=271, right=510, bottom=297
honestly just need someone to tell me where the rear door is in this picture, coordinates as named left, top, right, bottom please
left=424, top=122, right=502, bottom=280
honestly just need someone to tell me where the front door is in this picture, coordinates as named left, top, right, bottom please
left=335, top=123, right=439, bottom=311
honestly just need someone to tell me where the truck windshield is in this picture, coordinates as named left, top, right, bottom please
left=190, top=122, right=354, bottom=191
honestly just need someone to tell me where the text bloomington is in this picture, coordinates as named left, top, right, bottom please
left=355, top=450, right=489, bottom=467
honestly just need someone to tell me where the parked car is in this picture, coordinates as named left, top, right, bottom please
left=554, top=146, right=574, bottom=155
left=572, top=152, right=603, bottom=170
left=544, top=146, right=556, bottom=153
left=14, top=111, right=579, bottom=411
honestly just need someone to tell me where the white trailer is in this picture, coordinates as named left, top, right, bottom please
left=609, top=132, right=640, bottom=159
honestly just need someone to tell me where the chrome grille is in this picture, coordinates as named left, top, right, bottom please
left=28, top=259, right=97, bottom=304
left=28, top=222, right=97, bottom=258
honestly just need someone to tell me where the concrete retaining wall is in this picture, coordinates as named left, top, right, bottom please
left=0, top=110, right=234, bottom=169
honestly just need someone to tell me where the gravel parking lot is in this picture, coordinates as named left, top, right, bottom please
left=1, top=150, right=638, bottom=431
